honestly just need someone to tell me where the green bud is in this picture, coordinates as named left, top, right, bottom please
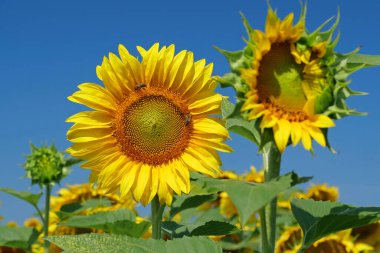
left=23, top=144, right=80, bottom=187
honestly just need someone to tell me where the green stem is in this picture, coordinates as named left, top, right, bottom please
left=43, top=184, right=51, bottom=253
left=151, top=195, right=165, bottom=240
left=263, top=141, right=281, bottom=253
left=259, top=208, right=270, bottom=253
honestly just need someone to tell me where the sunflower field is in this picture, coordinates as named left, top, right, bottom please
left=1, top=1, right=380, bottom=253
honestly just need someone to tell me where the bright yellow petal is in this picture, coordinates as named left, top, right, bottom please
left=133, top=164, right=151, bottom=203
left=306, top=126, right=326, bottom=147
left=273, top=119, right=291, bottom=153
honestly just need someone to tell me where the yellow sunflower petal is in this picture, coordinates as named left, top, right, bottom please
left=306, top=126, right=326, bottom=147
left=273, top=119, right=291, bottom=153
left=133, top=164, right=151, bottom=203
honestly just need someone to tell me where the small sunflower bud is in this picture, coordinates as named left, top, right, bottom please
left=23, top=144, right=76, bottom=187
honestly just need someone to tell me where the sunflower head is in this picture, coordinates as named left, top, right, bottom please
left=276, top=226, right=373, bottom=253
left=67, top=43, right=231, bottom=206
left=298, top=183, right=339, bottom=202
left=351, top=222, right=380, bottom=249
left=218, top=4, right=369, bottom=153
left=243, top=165, right=264, bottom=183
left=24, top=218, right=43, bottom=232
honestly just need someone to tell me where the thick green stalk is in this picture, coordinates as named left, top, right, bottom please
left=263, top=141, right=281, bottom=253
left=151, top=195, right=165, bottom=240
left=44, top=184, right=51, bottom=253
left=259, top=208, right=270, bottom=253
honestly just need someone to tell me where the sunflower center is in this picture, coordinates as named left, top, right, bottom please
left=257, top=43, right=307, bottom=112
left=114, top=88, right=191, bottom=165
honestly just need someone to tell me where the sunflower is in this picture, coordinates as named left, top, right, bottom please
left=298, top=183, right=339, bottom=202
left=243, top=165, right=264, bottom=183
left=240, top=8, right=337, bottom=152
left=275, top=226, right=373, bottom=253
left=24, top=218, right=43, bottom=232
left=66, top=43, right=231, bottom=205
left=218, top=5, right=368, bottom=153
left=351, top=222, right=380, bottom=250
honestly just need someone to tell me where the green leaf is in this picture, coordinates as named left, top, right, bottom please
left=170, top=194, right=217, bottom=217
left=221, top=99, right=261, bottom=145
left=0, top=226, right=39, bottom=250
left=291, top=198, right=380, bottom=251
left=221, top=98, right=235, bottom=118
left=0, top=188, right=42, bottom=207
left=191, top=172, right=311, bottom=225
left=347, top=53, right=380, bottom=66
left=162, top=220, right=240, bottom=238
left=225, top=118, right=260, bottom=145
left=214, top=47, right=246, bottom=73
left=60, top=198, right=112, bottom=214
left=46, top=234, right=222, bottom=253
left=189, top=221, right=240, bottom=236
left=59, top=209, right=148, bottom=237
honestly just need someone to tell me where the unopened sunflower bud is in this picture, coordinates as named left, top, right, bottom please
left=23, top=144, right=76, bottom=187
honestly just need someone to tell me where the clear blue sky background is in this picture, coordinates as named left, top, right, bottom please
left=1, top=0, right=379, bottom=224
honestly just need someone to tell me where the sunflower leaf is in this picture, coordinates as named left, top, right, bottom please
left=170, top=194, right=217, bottom=217
left=0, top=226, right=39, bottom=250
left=221, top=98, right=261, bottom=145
left=0, top=188, right=42, bottom=207
left=191, top=172, right=311, bottom=225
left=214, top=47, right=246, bottom=73
left=59, top=209, right=148, bottom=237
left=59, top=198, right=112, bottom=216
left=162, top=220, right=240, bottom=238
left=291, top=198, right=380, bottom=251
left=46, top=234, right=222, bottom=253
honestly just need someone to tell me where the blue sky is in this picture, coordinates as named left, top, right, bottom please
left=1, top=0, right=379, bottom=223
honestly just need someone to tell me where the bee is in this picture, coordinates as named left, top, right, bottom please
left=185, top=113, right=192, bottom=126
left=134, top=83, right=147, bottom=90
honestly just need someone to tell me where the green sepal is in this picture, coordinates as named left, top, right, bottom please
left=317, top=9, right=340, bottom=43
left=314, top=86, right=334, bottom=115
left=347, top=53, right=380, bottom=67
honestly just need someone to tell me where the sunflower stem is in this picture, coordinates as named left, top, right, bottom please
left=259, top=208, right=270, bottom=253
left=262, top=141, right=281, bottom=253
left=151, top=195, right=165, bottom=240
left=43, top=184, right=51, bottom=253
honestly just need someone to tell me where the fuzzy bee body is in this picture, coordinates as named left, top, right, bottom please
left=185, top=113, right=192, bottom=126
left=134, top=83, right=147, bottom=90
